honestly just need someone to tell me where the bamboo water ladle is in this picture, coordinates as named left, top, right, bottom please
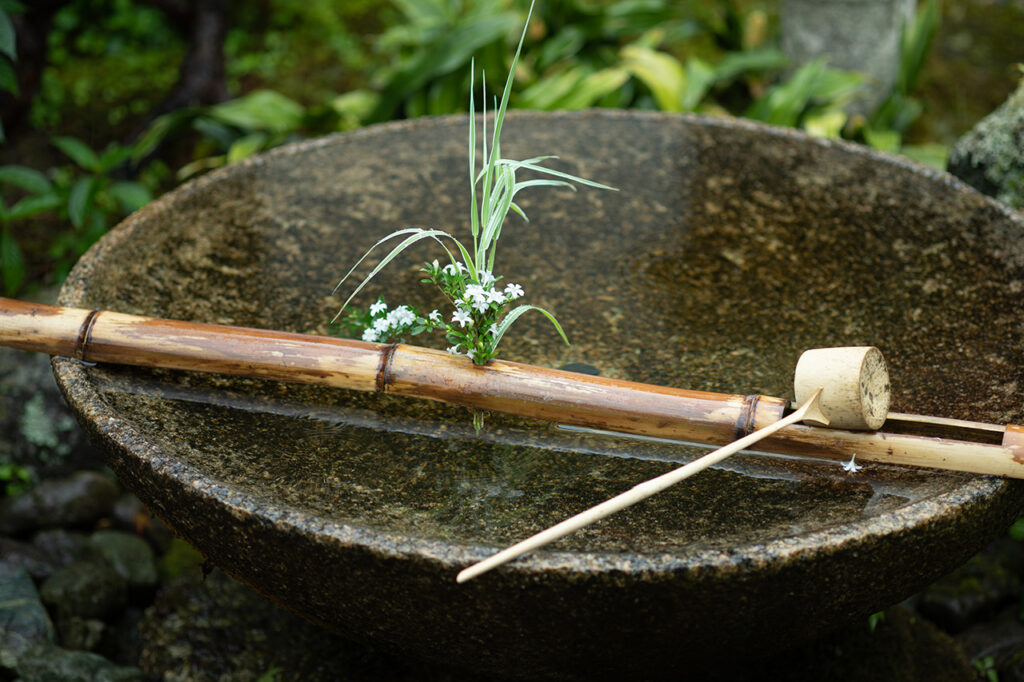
left=2, top=297, right=1022, bottom=478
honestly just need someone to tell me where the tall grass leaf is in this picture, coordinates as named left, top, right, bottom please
left=469, top=60, right=479, bottom=247
left=53, top=137, right=100, bottom=173
left=334, top=228, right=462, bottom=320
left=509, top=160, right=617, bottom=191
left=492, top=304, right=569, bottom=350
left=0, top=165, right=52, bottom=194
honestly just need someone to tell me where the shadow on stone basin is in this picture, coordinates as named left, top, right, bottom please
left=53, top=111, right=1024, bottom=680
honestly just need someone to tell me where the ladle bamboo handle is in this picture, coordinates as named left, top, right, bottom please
left=1, top=297, right=1023, bottom=478
left=456, top=389, right=829, bottom=582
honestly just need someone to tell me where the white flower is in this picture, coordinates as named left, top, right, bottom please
left=452, top=309, right=472, bottom=327
left=471, top=298, right=490, bottom=313
left=428, top=309, right=441, bottom=323
left=369, top=300, right=387, bottom=316
left=371, top=318, right=390, bottom=333
left=446, top=345, right=461, bottom=355
left=442, top=263, right=463, bottom=276
left=486, top=289, right=504, bottom=304
left=466, top=348, right=476, bottom=361
left=464, top=284, right=486, bottom=301
left=387, top=306, right=416, bottom=327
left=488, top=323, right=499, bottom=336
left=478, top=270, right=496, bottom=286
left=362, top=328, right=379, bottom=342
left=842, top=454, right=862, bottom=474
left=504, top=283, right=524, bottom=299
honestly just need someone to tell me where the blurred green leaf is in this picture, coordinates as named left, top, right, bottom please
left=97, top=145, right=134, bottom=174
left=898, top=0, right=938, bottom=95
left=226, top=133, right=268, bottom=163
left=747, top=60, right=864, bottom=127
left=0, top=165, right=53, bottom=194
left=900, top=143, right=949, bottom=170
left=803, top=109, right=846, bottom=139
left=108, top=181, right=152, bottom=212
left=0, top=56, right=17, bottom=95
left=53, top=137, right=101, bottom=173
left=1, top=229, right=24, bottom=295
left=864, top=127, right=901, bottom=153
left=0, top=8, right=15, bottom=60
left=68, top=177, right=95, bottom=229
left=621, top=44, right=685, bottom=112
left=209, top=90, right=305, bottom=134
left=713, top=48, right=789, bottom=84
left=559, top=67, right=629, bottom=109
left=681, top=56, right=715, bottom=112
left=9, top=193, right=61, bottom=219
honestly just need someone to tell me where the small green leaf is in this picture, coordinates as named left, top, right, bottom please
left=0, top=56, right=18, bottom=95
left=226, top=133, right=268, bottom=163
left=108, top=181, right=152, bottom=213
left=1, top=229, right=24, bottom=295
left=9, top=192, right=61, bottom=219
left=209, top=90, right=305, bottom=134
left=96, top=145, right=133, bottom=174
left=68, top=177, right=95, bottom=229
left=0, top=9, right=15, bottom=61
left=53, top=137, right=101, bottom=172
left=0, top=165, right=52, bottom=194
left=621, top=45, right=685, bottom=112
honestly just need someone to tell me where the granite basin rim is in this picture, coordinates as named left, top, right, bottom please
left=51, top=110, right=1024, bottom=676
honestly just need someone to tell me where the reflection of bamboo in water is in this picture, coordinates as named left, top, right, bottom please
left=3, top=297, right=1023, bottom=479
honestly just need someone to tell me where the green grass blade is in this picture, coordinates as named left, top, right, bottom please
left=492, top=304, right=570, bottom=351
left=332, top=228, right=460, bottom=321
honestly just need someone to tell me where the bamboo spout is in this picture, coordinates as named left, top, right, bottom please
left=2, top=297, right=1023, bottom=479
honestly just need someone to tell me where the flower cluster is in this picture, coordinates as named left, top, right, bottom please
left=343, top=260, right=527, bottom=365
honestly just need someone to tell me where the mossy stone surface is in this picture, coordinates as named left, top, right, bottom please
left=54, top=112, right=1024, bottom=679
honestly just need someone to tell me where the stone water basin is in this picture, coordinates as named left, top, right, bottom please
left=54, top=111, right=1024, bottom=679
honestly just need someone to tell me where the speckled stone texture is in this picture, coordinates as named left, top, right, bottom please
left=53, top=112, right=1024, bottom=680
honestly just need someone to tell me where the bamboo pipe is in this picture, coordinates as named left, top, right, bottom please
left=2, top=297, right=1023, bottom=478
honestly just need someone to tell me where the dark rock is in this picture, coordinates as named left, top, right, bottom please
left=39, top=560, right=127, bottom=622
left=58, top=616, right=106, bottom=652
left=956, top=606, right=1024, bottom=682
left=88, top=530, right=158, bottom=593
left=916, top=538, right=1024, bottom=632
left=0, top=562, right=55, bottom=669
left=0, top=471, right=119, bottom=535
left=948, top=78, right=1024, bottom=210
left=0, top=345, right=96, bottom=479
left=31, top=528, right=92, bottom=568
left=0, top=537, right=57, bottom=581
left=138, top=568, right=456, bottom=681
left=102, top=608, right=144, bottom=668
left=733, top=605, right=975, bottom=682
left=12, top=643, right=144, bottom=681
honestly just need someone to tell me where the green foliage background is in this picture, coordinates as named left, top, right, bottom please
left=0, top=0, right=1020, bottom=297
